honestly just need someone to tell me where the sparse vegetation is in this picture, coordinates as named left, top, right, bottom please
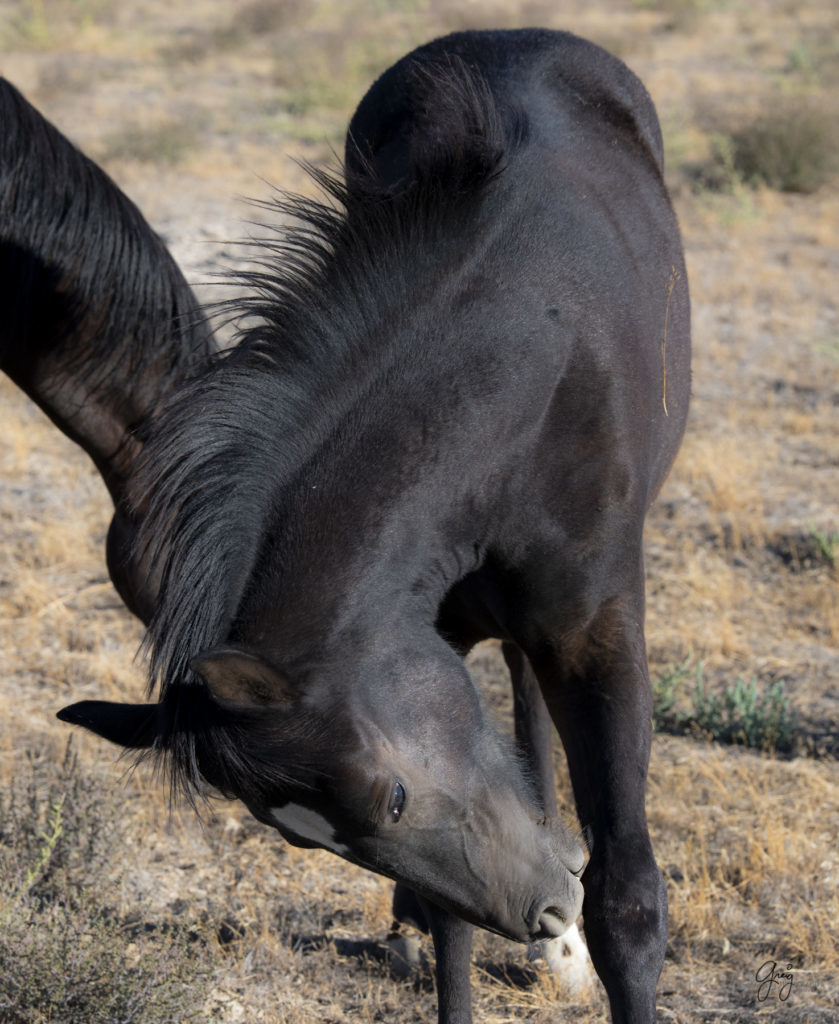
left=807, top=522, right=838, bottom=569
left=686, top=103, right=839, bottom=197
left=0, top=742, right=214, bottom=1024
left=1, top=0, right=116, bottom=49
left=814, top=336, right=839, bottom=363
left=2, top=0, right=839, bottom=1020
left=691, top=671, right=795, bottom=750
left=163, top=0, right=311, bottom=64
left=101, top=120, right=203, bottom=167
left=728, top=104, right=839, bottom=194
left=633, top=0, right=714, bottom=34
left=653, top=660, right=796, bottom=751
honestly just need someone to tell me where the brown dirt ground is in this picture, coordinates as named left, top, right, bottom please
left=1, top=1, right=837, bottom=1022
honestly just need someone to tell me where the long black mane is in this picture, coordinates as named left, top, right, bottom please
left=0, top=78, right=212, bottom=436
left=133, top=58, right=526, bottom=794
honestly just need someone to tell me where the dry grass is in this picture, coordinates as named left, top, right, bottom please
left=649, top=739, right=839, bottom=1017
left=2, top=1, right=838, bottom=1021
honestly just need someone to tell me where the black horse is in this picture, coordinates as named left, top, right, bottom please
left=58, top=29, right=689, bottom=1024
left=0, top=78, right=214, bottom=622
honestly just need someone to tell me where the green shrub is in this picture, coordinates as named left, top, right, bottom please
left=653, top=661, right=795, bottom=751
left=691, top=672, right=795, bottom=750
left=807, top=522, right=838, bottom=569
left=652, top=655, right=694, bottom=729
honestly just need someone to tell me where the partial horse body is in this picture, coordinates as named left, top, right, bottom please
left=0, top=78, right=214, bottom=621
left=54, top=29, right=689, bottom=1024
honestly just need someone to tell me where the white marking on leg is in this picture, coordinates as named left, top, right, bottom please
left=270, top=803, right=349, bottom=855
left=528, top=923, right=595, bottom=995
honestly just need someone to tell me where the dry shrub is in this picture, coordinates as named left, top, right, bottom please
left=236, top=0, right=311, bottom=35
left=729, top=103, right=839, bottom=194
left=0, top=741, right=215, bottom=1024
left=165, top=0, right=312, bottom=63
left=684, top=90, right=838, bottom=196
left=0, top=899, right=210, bottom=1024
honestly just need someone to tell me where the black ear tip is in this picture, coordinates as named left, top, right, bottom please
left=57, top=701, right=105, bottom=730
left=57, top=702, right=86, bottom=725
left=54, top=700, right=159, bottom=749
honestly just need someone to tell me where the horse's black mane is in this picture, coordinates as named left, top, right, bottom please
left=132, top=58, right=526, bottom=796
left=0, top=78, right=211, bottom=415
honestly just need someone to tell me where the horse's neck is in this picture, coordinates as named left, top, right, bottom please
left=6, top=305, right=213, bottom=517
left=25, top=359, right=141, bottom=506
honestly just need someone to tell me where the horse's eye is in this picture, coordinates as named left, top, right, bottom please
left=388, top=781, right=406, bottom=823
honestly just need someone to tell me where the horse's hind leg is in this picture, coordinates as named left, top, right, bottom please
left=387, top=889, right=473, bottom=1022
left=391, top=881, right=428, bottom=933
left=418, top=897, right=474, bottom=1024
left=387, top=882, right=429, bottom=978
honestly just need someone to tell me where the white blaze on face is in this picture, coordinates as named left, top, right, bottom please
left=270, top=803, right=349, bottom=855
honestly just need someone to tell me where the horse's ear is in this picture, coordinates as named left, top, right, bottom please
left=57, top=701, right=159, bottom=749
left=190, top=647, right=295, bottom=709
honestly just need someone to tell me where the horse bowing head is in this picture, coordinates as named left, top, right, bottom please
left=59, top=642, right=584, bottom=945
left=188, top=641, right=585, bottom=945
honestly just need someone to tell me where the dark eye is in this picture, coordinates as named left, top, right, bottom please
left=388, top=781, right=406, bottom=823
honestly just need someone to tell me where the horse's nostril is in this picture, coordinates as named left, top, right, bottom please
left=536, top=907, right=568, bottom=939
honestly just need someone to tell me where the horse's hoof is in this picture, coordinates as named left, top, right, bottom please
left=386, top=930, right=426, bottom=979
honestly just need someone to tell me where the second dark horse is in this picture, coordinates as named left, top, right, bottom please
left=60, top=29, right=690, bottom=1024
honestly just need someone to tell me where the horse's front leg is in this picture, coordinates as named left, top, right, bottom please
left=531, top=593, right=667, bottom=1024
left=502, top=641, right=557, bottom=817
left=504, top=640, right=595, bottom=991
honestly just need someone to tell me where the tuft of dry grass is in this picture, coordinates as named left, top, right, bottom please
left=677, top=432, right=770, bottom=551
left=649, top=738, right=839, bottom=1013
